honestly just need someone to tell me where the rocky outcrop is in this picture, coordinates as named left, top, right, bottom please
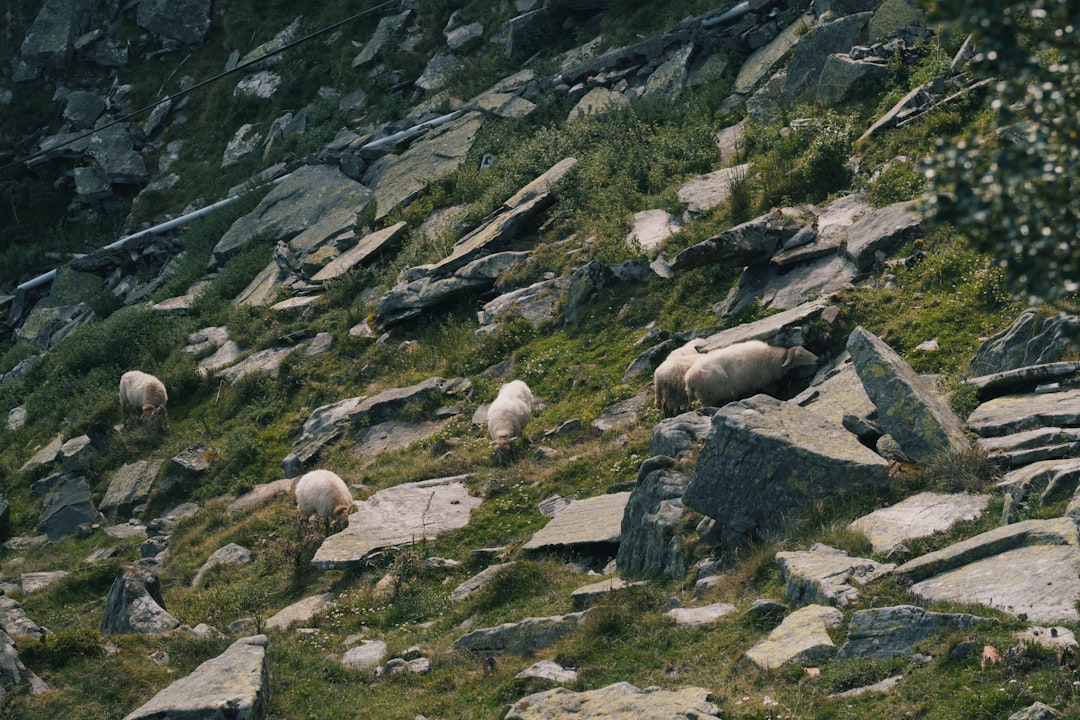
left=521, top=492, right=631, bottom=555
left=123, top=635, right=269, bottom=720
left=776, top=544, right=895, bottom=606
left=101, top=563, right=179, bottom=634
left=683, top=394, right=889, bottom=547
left=311, top=476, right=481, bottom=569
left=847, top=326, right=969, bottom=462
left=968, top=310, right=1080, bottom=377
left=745, top=604, right=844, bottom=670
left=453, top=610, right=590, bottom=656
left=837, top=605, right=990, bottom=661
left=616, top=457, right=691, bottom=577
left=505, top=682, right=720, bottom=720
left=849, top=491, right=990, bottom=554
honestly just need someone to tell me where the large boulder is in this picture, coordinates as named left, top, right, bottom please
left=212, top=165, right=373, bottom=268
left=616, top=457, right=691, bottom=577
left=123, top=635, right=269, bottom=720
left=101, top=563, right=179, bottom=634
left=847, top=326, right=969, bottom=462
left=837, top=605, right=990, bottom=661
left=453, top=611, right=590, bottom=656
left=683, top=395, right=889, bottom=548
left=968, top=309, right=1080, bottom=377
left=19, top=0, right=100, bottom=69
left=39, top=475, right=103, bottom=541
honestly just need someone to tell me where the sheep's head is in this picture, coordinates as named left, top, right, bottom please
left=782, top=346, right=819, bottom=369
left=332, top=504, right=351, bottom=527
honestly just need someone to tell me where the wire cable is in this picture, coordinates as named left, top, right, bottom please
left=0, top=0, right=400, bottom=175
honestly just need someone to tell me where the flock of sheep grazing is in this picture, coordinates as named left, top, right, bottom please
left=116, top=336, right=816, bottom=534
left=654, top=339, right=819, bottom=418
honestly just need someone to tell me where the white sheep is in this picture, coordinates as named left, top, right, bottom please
left=653, top=338, right=707, bottom=417
left=119, top=370, right=168, bottom=422
left=487, top=380, right=534, bottom=458
left=294, top=469, right=353, bottom=529
left=684, top=340, right=819, bottom=408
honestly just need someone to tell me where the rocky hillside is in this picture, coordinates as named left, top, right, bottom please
left=2, top=0, right=1080, bottom=718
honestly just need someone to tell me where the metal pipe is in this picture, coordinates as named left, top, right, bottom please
left=360, top=110, right=464, bottom=153
left=15, top=172, right=293, bottom=292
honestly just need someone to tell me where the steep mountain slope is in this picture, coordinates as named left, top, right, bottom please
left=1, top=1, right=1079, bottom=718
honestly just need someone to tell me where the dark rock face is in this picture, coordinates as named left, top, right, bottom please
left=617, top=456, right=691, bottom=577
left=100, top=563, right=179, bottom=634
left=683, top=395, right=889, bottom=547
left=19, top=0, right=101, bottom=69
left=136, top=0, right=212, bottom=45
left=39, top=475, right=102, bottom=541
left=968, top=309, right=1080, bottom=377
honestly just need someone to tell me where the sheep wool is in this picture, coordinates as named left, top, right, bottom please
left=119, top=370, right=168, bottom=421
left=295, top=469, right=353, bottom=525
left=684, top=340, right=818, bottom=408
left=487, top=380, right=534, bottom=452
left=653, top=338, right=707, bottom=417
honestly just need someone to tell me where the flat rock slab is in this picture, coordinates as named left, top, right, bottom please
left=699, top=297, right=830, bottom=351
left=521, top=492, right=631, bottom=552
left=795, top=362, right=876, bottom=428
left=312, top=476, right=481, bottom=569
left=909, top=544, right=1080, bottom=624
left=677, top=164, right=751, bottom=214
left=627, top=209, right=681, bottom=255
left=453, top=611, right=590, bottom=656
left=20, top=571, right=69, bottom=594
left=353, top=418, right=448, bottom=461
left=849, top=492, right=990, bottom=554
left=123, top=635, right=269, bottom=720
left=896, top=518, right=1080, bottom=623
left=837, top=605, right=990, bottom=661
left=665, top=602, right=737, bottom=628
left=966, top=388, right=1080, bottom=438
left=263, top=592, right=335, bottom=630
left=745, top=604, right=844, bottom=670
left=590, top=391, right=649, bottom=432
left=570, top=577, right=646, bottom=608
left=776, top=544, right=895, bottom=607
left=311, top=221, right=408, bottom=282
left=341, top=639, right=388, bottom=672
left=515, top=659, right=579, bottom=683
left=450, top=562, right=516, bottom=602
left=505, top=682, right=720, bottom=720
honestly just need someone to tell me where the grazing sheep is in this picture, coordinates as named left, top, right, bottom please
left=653, top=338, right=708, bottom=417
left=119, top=370, right=168, bottom=422
left=295, top=469, right=353, bottom=530
left=684, top=340, right=818, bottom=408
left=487, top=380, right=534, bottom=458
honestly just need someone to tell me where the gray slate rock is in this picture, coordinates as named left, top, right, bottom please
left=367, top=112, right=482, bottom=221
left=966, top=388, right=1080, bottom=439
left=968, top=309, right=1080, bottom=377
left=521, top=492, right=631, bottom=553
left=191, top=543, right=252, bottom=587
left=841, top=200, right=923, bottom=273
left=783, top=12, right=872, bottom=105
left=63, top=91, right=106, bottom=129
left=1007, top=703, right=1062, bottom=720
left=745, top=604, right=844, bottom=670
left=354, top=419, right=449, bottom=462
left=570, top=577, right=645, bottom=608
left=40, top=475, right=103, bottom=541
left=122, top=635, right=268, bottom=720
left=670, top=210, right=795, bottom=272
left=351, top=10, right=411, bottom=67
left=648, top=411, right=713, bottom=461
left=342, top=640, right=387, bottom=672
left=136, top=0, right=212, bottom=45
left=896, top=517, right=1080, bottom=623
left=776, top=544, right=895, bottom=607
left=847, top=326, right=969, bottom=462
left=263, top=592, right=335, bottom=630
left=101, top=460, right=164, bottom=520
left=837, top=605, right=990, bottom=661
left=312, top=476, right=480, bottom=569
left=504, top=682, right=719, bottom=720
left=19, top=0, right=99, bottom=69
left=311, top=222, right=408, bottom=282
left=968, top=362, right=1080, bottom=402
left=683, top=395, right=889, bottom=547
left=450, top=563, right=516, bottom=602
left=20, top=434, right=64, bottom=472
left=212, top=165, right=373, bottom=268
left=59, top=434, right=94, bottom=471
left=816, top=53, right=890, bottom=106
left=666, top=602, right=737, bottom=628
left=86, top=125, right=148, bottom=185
left=515, top=660, right=579, bottom=683
left=101, top=563, right=179, bottom=635
left=849, top=492, right=990, bottom=555
left=453, top=610, right=590, bottom=656
left=616, top=456, right=690, bottom=577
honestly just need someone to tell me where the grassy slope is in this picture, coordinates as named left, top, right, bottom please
left=1, top=1, right=1078, bottom=718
